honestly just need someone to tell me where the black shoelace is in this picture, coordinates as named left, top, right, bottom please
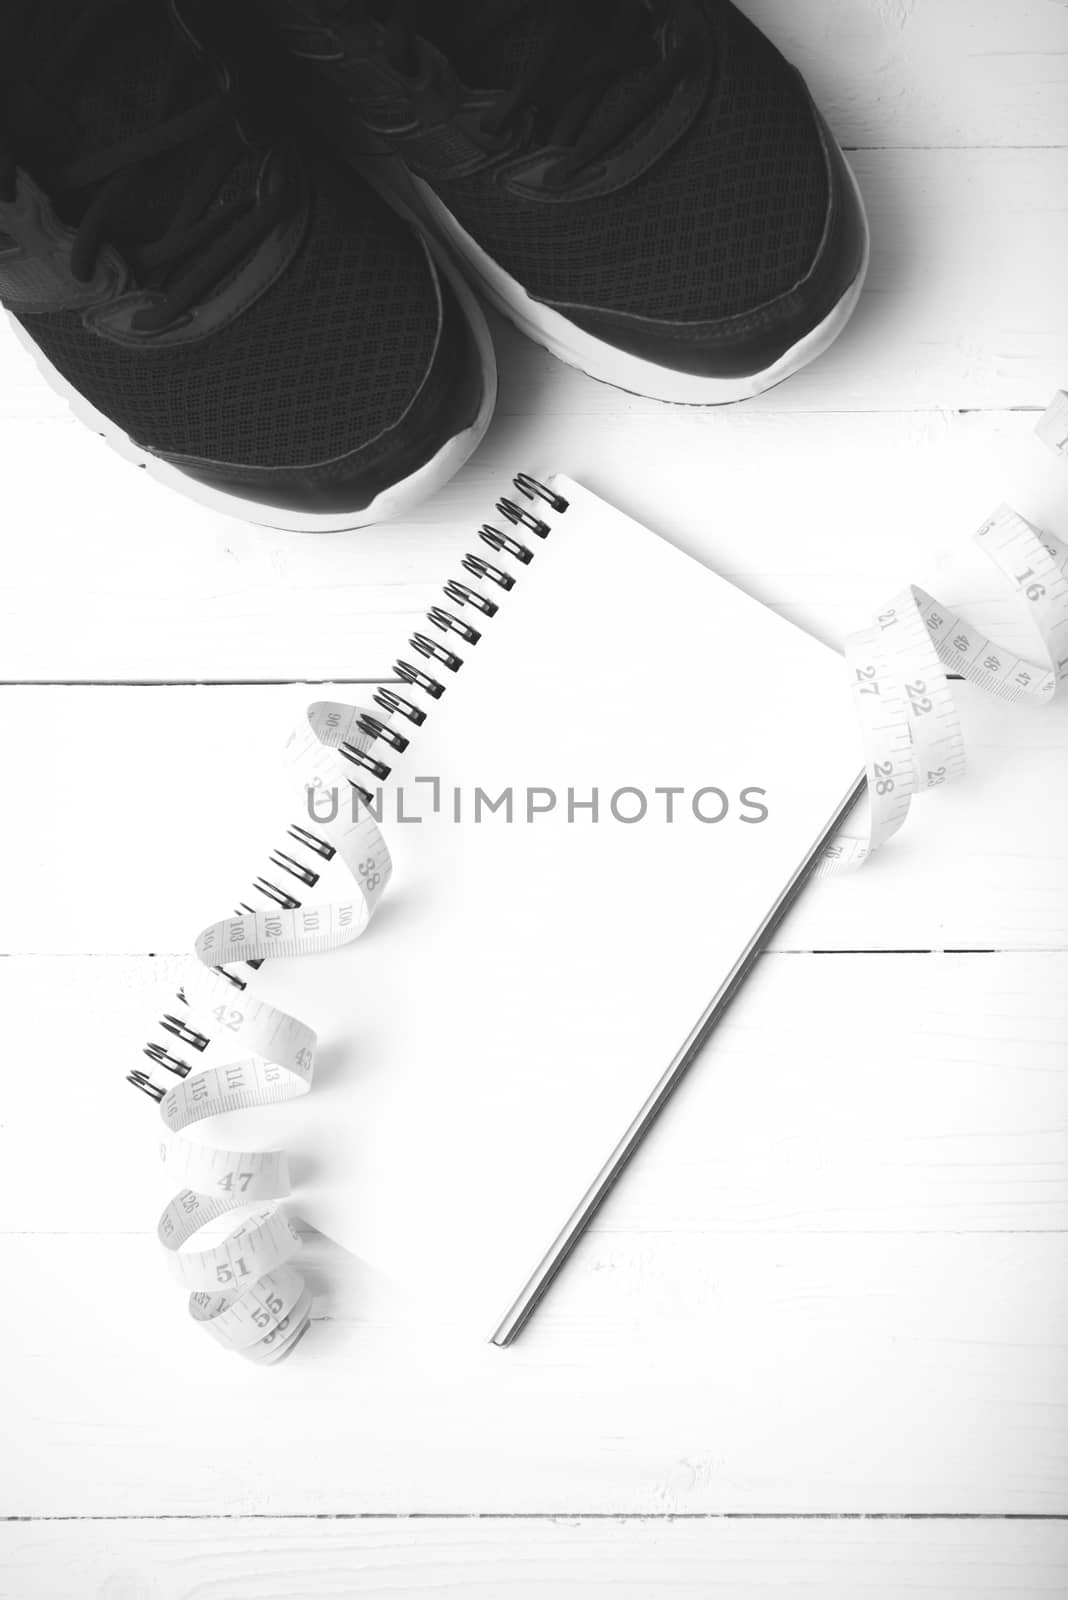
left=0, top=0, right=297, bottom=330
left=346, top=0, right=704, bottom=183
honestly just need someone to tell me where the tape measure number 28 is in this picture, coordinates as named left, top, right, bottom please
left=824, top=392, right=1068, bottom=871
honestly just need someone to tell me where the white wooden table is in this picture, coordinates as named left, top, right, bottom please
left=3, top=4, right=1068, bottom=1594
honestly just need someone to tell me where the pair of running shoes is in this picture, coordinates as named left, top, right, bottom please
left=0, top=0, right=868, bottom=531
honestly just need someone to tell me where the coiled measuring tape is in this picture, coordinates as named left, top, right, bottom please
left=820, top=392, right=1068, bottom=871
left=129, top=410, right=1068, bottom=1360
left=133, top=702, right=394, bottom=1363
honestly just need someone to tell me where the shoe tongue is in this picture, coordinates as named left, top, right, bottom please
left=406, top=1, right=551, bottom=89
left=406, top=0, right=662, bottom=150
left=10, top=0, right=258, bottom=281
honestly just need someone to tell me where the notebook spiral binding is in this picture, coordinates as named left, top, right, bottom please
left=360, top=473, right=571, bottom=785
left=131, top=827, right=336, bottom=1101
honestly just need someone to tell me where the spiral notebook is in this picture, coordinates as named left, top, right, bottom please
left=194, top=473, right=863, bottom=1342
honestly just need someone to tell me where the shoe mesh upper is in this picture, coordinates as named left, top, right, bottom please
left=18, top=176, right=445, bottom=467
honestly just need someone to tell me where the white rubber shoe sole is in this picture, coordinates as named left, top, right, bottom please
left=357, top=152, right=870, bottom=407
left=5, top=240, right=498, bottom=533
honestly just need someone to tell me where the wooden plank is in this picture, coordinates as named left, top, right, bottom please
left=5, top=952, right=1066, bottom=1238
left=2, top=1517, right=1066, bottom=1600
left=0, top=675, right=1063, bottom=953
left=2, top=398, right=1067, bottom=680
left=2, top=954, right=1066, bottom=1514
left=744, top=0, right=1068, bottom=150
left=2, top=1227, right=1066, bottom=1515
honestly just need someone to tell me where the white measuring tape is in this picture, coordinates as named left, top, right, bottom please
left=132, top=395, right=1068, bottom=1360
left=820, top=392, right=1068, bottom=871
left=134, top=703, right=393, bottom=1362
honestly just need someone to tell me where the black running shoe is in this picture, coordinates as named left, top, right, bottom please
left=262, top=0, right=868, bottom=405
left=0, top=0, right=496, bottom=530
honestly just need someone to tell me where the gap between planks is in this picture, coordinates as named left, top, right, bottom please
left=4, top=1512, right=1067, bottom=1523
left=0, top=672, right=972, bottom=688
left=0, top=679, right=388, bottom=688
left=0, top=948, right=1026, bottom=958
left=842, top=146, right=1068, bottom=152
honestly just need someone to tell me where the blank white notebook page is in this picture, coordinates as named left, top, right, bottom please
left=238, top=476, right=862, bottom=1336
